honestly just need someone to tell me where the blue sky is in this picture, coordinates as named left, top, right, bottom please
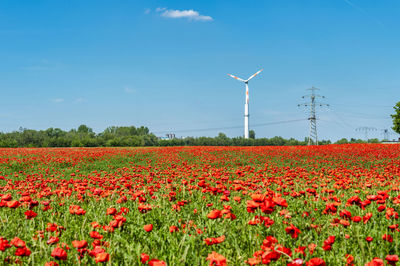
left=0, top=0, right=399, bottom=141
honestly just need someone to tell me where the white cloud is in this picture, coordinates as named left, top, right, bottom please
left=144, top=8, right=151, bottom=14
left=74, top=98, right=85, bottom=103
left=124, top=87, right=136, bottom=94
left=156, top=8, right=213, bottom=21
left=156, top=7, right=166, bottom=12
left=51, top=98, right=64, bottom=103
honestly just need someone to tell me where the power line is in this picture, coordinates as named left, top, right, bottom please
left=298, top=87, right=329, bottom=145
left=329, top=102, right=393, bottom=108
left=325, top=107, right=356, bottom=129
left=381, top=129, right=399, bottom=141
left=152, top=118, right=306, bottom=135
left=356, top=127, right=377, bottom=140
left=328, top=109, right=390, bottom=120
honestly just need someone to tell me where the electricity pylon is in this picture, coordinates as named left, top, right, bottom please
left=381, top=129, right=399, bottom=141
left=298, top=87, right=329, bottom=145
left=356, top=127, right=377, bottom=141
left=382, top=129, right=390, bottom=141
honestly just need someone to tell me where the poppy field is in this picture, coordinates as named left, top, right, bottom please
left=0, top=144, right=400, bottom=265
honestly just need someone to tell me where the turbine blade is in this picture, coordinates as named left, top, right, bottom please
left=227, top=74, right=245, bottom=82
left=246, top=69, right=263, bottom=82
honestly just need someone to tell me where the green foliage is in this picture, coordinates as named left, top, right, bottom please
left=77, top=124, right=94, bottom=135
left=157, top=135, right=330, bottom=146
left=391, top=101, right=400, bottom=134
left=249, top=130, right=255, bottom=139
left=335, top=138, right=349, bottom=144
left=0, top=125, right=157, bottom=148
left=0, top=125, right=336, bottom=147
left=334, top=138, right=380, bottom=144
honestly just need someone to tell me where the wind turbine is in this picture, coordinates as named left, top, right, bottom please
left=228, top=69, right=263, bottom=139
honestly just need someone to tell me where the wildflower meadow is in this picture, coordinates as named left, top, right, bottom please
left=0, top=144, right=399, bottom=265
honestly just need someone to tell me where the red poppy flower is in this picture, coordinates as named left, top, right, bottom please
left=90, top=231, right=103, bottom=240
left=262, top=236, right=278, bottom=249
left=382, top=234, right=393, bottom=243
left=206, top=251, right=227, bottom=266
left=347, top=195, right=361, bottom=206
left=169, top=225, right=179, bottom=233
left=47, top=236, right=59, bottom=245
left=51, top=247, right=67, bottom=260
left=7, top=200, right=20, bottom=208
left=15, top=247, right=31, bottom=257
left=339, top=219, right=350, bottom=227
left=251, top=194, right=265, bottom=202
left=138, top=204, right=152, bottom=213
left=72, top=240, right=88, bottom=249
left=339, top=209, right=352, bottom=219
left=106, top=208, right=117, bottom=215
left=363, top=213, right=373, bottom=224
left=346, top=254, right=354, bottom=265
left=24, top=210, right=37, bottom=219
left=143, top=224, right=153, bottom=232
left=95, top=252, right=110, bottom=263
left=140, top=253, right=150, bottom=263
left=262, top=250, right=281, bottom=263
left=365, top=258, right=384, bottom=266
left=388, top=224, right=399, bottom=231
left=89, top=246, right=105, bottom=257
left=91, top=222, right=101, bottom=228
left=288, top=258, right=304, bottom=266
left=1, top=194, right=12, bottom=201
left=207, top=209, right=222, bottom=219
left=306, top=257, right=326, bottom=266
left=46, top=223, right=59, bottom=232
left=204, top=235, right=226, bottom=246
left=0, top=237, right=11, bottom=251
left=322, top=236, right=335, bottom=251
left=148, top=259, right=167, bottom=266
left=295, top=246, right=306, bottom=256
left=377, top=205, right=386, bottom=212
left=233, top=196, right=241, bottom=203
left=285, top=224, right=301, bottom=239
left=273, top=197, right=288, bottom=207
left=45, top=262, right=59, bottom=266
left=102, top=225, right=114, bottom=233
left=245, top=257, right=261, bottom=265
left=386, top=255, right=399, bottom=266
left=10, top=237, right=26, bottom=248
left=69, top=205, right=86, bottom=215
left=308, top=243, right=316, bottom=255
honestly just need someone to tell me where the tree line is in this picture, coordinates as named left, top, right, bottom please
left=0, top=125, right=157, bottom=147
left=0, top=125, right=382, bottom=148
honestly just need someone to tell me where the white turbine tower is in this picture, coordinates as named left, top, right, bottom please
left=228, top=69, right=263, bottom=139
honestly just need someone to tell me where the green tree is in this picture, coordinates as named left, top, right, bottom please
left=335, top=138, right=349, bottom=144
left=391, top=102, right=400, bottom=134
left=249, top=130, right=255, bottom=139
left=216, top=133, right=230, bottom=145
left=77, top=124, right=94, bottom=135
